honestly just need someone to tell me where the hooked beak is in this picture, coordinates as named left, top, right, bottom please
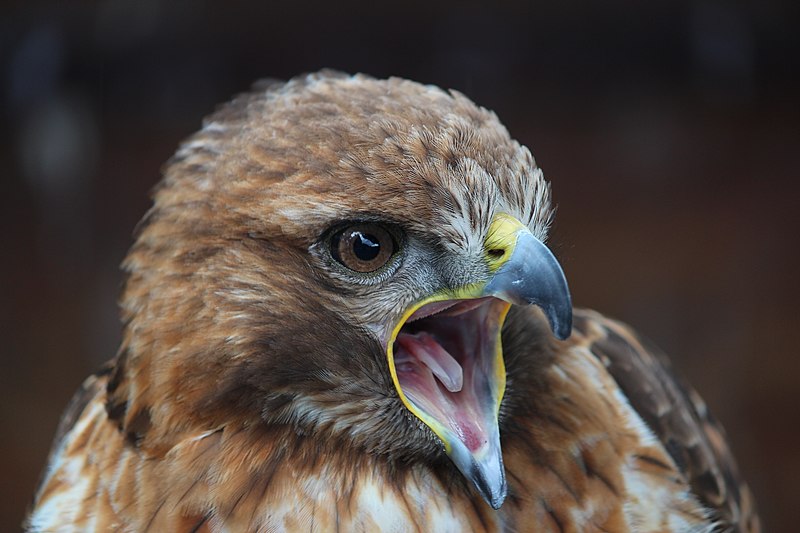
left=483, top=213, right=572, bottom=340
left=387, top=213, right=572, bottom=509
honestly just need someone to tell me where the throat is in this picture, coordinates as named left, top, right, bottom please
left=390, top=297, right=509, bottom=453
left=394, top=331, right=463, bottom=392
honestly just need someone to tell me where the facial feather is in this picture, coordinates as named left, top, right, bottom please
left=108, top=72, right=554, bottom=469
left=29, top=72, right=757, bottom=532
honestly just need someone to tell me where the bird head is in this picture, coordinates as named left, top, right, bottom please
left=113, top=71, right=571, bottom=510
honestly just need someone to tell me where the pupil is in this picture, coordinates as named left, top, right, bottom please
left=353, top=232, right=380, bottom=261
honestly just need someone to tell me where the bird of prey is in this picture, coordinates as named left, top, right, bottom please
left=27, top=71, right=759, bottom=532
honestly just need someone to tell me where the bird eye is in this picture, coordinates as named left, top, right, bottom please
left=330, top=223, right=396, bottom=273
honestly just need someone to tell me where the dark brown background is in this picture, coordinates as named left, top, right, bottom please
left=2, top=1, right=798, bottom=531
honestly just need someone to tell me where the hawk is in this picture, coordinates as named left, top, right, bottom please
left=28, top=71, right=759, bottom=532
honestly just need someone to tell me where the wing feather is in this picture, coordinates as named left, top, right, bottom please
left=573, top=309, right=760, bottom=532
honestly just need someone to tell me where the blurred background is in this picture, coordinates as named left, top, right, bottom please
left=1, top=1, right=798, bottom=530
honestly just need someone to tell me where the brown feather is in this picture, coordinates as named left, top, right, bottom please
left=572, top=310, right=761, bottom=532
left=28, top=72, right=757, bottom=532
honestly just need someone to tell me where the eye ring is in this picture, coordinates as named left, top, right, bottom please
left=330, top=223, right=397, bottom=273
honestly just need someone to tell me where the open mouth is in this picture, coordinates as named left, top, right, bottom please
left=389, top=297, right=511, bottom=454
left=380, top=214, right=572, bottom=509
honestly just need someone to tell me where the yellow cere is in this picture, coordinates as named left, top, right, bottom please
left=483, top=213, right=528, bottom=273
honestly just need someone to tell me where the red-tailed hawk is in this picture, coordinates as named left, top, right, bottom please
left=27, top=71, right=759, bottom=532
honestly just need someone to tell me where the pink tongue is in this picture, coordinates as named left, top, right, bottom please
left=395, top=332, right=464, bottom=392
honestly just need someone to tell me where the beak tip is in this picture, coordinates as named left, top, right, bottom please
left=488, top=487, right=507, bottom=510
left=552, top=308, right=573, bottom=340
left=471, top=460, right=508, bottom=510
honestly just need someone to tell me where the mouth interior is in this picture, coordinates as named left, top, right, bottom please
left=392, top=296, right=508, bottom=452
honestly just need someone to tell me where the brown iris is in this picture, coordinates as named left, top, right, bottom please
left=331, top=223, right=395, bottom=273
